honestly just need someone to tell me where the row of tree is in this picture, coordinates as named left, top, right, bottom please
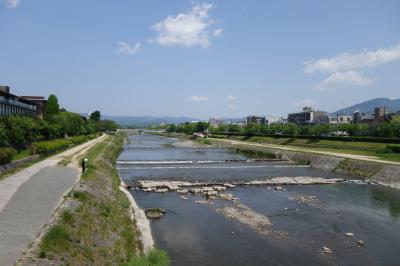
left=165, top=119, right=400, bottom=139
left=0, top=95, right=118, bottom=150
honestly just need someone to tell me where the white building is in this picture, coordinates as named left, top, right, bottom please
left=328, top=115, right=353, bottom=124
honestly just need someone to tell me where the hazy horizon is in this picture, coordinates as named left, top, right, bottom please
left=1, top=0, right=399, bottom=118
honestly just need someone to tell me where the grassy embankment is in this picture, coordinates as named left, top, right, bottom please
left=211, top=134, right=400, bottom=162
left=34, top=133, right=169, bottom=265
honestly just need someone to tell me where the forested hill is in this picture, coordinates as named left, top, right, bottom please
left=332, top=98, right=400, bottom=115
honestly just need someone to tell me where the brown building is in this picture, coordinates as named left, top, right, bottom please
left=0, top=86, right=45, bottom=118
left=20, top=96, right=47, bottom=119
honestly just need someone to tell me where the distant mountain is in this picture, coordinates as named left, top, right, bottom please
left=332, top=98, right=400, bottom=115
left=103, top=115, right=201, bottom=128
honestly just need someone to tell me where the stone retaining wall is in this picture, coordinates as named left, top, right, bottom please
left=212, top=139, right=400, bottom=189
left=0, top=155, right=40, bottom=175
left=372, top=165, right=400, bottom=189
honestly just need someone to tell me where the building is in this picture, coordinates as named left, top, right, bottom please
left=20, top=96, right=47, bottom=119
left=287, top=107, right=329, bottom=125
left=374, top=107, right=386, bottom=123
left=209, top=118, right=225, bottom=128
left=246, top=115, right=268, bottom=125
left=328, top=115, right=353, bottom=124
left=353, top=110, right=374, bottom=124
left=0, top=86, right=38, bottom=117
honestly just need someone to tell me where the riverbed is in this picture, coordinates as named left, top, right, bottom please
left=118, top=133, right=400, bottom=266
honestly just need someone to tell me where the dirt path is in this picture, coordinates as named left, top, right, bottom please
left=213, top=138, right=400, bottom=166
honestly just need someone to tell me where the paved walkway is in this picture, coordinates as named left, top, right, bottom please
left=0, top=136, right=105, bottom=266
left=213, top=138, right=400, bottom=166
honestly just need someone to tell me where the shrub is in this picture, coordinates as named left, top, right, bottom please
left=0, top=147, right=17, bottom=165
left=41, top=224, right=71, bottom=251
left=126, top=248, right=170, bottom=266
left=30, top=139, right=72, bottom=155
left=70, top=135, right=89, bottom=145
left=38, top=250, right=46, bottom=258
left=72, top=190, right=89, bottom=201
left=387, top=144, right=400, bottom=153
left=61, top=210, right=74, bottom=225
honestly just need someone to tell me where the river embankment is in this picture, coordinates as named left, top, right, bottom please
left=17, top=133, right=163, bottom=265
left=209, top=138, right=400, bottom=189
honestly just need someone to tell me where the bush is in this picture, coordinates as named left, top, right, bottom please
left=0, top=147, right=17, bottom=165
left=126, top=248, right=170, bottom=266
left=387, top=144, right=400, bottom=153
left=41, top=224, right=71, bottom=251
left=70, top=135, right=89, bottom=145
left=72, top=190, right=89, bottom=201
left=61, top=210, right=74, bottom=225
left=30, top=139, right=72, bottom=155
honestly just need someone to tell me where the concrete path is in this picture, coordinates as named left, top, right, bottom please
left=0, top=136, right=105, bottom=266
left=213, top=138, right=400, bottom=166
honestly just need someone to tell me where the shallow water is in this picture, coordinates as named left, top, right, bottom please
left=118, top=134, right=400, bottom=266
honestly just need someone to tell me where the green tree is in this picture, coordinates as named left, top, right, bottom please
left=95, top=120, right=118, bottom=132
left=0, top=122, right=9, bottom=146
left=44, top=94, right=60, bottom=120
left=89, top=110, right=101, bottom=122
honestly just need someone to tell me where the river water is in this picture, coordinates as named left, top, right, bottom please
left=118, top=133, right=400, bottom=266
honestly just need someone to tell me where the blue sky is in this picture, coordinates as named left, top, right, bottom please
left=1, top=0, right=399, bottom=119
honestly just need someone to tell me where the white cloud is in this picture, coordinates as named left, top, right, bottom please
left=152, top=3, right=221, bottom=48
left=118, top=42, right=141, bottom=55
left=316, top=71, right=373, bottom=91
left=6, top=0, right=20, bottom=8
left=224, top=95, right=239, bottom=110
left=225, top=95, right=236, bottom=102
left=304, top=44, right=400, bottom=90
left=213, top=28, right=223, bottom=37
left=304, top=44, right=400, bottom=74
left=190, top=96, right=208, bottom=102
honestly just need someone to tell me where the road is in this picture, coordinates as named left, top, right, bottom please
left=212, top=138, right=400, bottom=166
left=0, top=135, right=105, bottom=266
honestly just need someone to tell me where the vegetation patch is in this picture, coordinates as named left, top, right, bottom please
left=126, top=248, right=170, bottom=266
left=195, top=138, right=212, bottom=145
left=235, top=148, right=278, bottom=160
left=0, top=147, right=17, bottom=165
left=145, top=208, right=166, bottom=219
left=333, top=159, right=383, bottom=179
left=31, top=133, right=169, bottom=265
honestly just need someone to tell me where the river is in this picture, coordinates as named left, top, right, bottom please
left=118, top=133, right=400, bottom=266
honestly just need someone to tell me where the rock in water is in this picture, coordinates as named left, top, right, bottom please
left=322, top=247, right=332, bottom=254
left=177, top=189, right=189, bottom=194
left=145, top=208, right=166, bottom=219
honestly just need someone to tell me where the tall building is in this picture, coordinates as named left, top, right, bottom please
left=353, top=110, right=374, bottom=124
left=287, top=107, right=329, bottom=125
left=0, top=86, right=43, bottom=117
left=246, top=115, right=268, bottom=125
left=374, top=107, right=386, bottom=123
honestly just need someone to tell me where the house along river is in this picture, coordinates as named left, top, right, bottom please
left=117, top=133, right=400, bottom=266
